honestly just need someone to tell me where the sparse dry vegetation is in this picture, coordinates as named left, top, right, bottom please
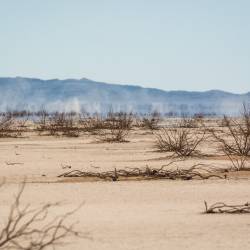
left=225, top=153, right=249, bottom=171
left=177, top=116, right=200, bottom=128
left=211, top=105, right=250, bottom=157
left=58, top=162, right=224, bottom=181
left=94, top=111, right=133, bottom=142
left=140, top=111, right=161, bottom=130
left=79, top=114, right=106, bottom=133
left=37, top=112, right=80, bottom=137
left=36, top=109, right=49, bottom=133
left=0, top=114, right=24, bottom=138
left=155, top=128, right=206, bottom=157
left=0, top=115, right=15, bottom=137
left=0, top=182, right=84, bottom=250
left=1, top=107, right=250, bottom=250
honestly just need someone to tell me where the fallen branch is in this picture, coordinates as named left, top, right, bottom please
left=204, top=201, right=250, bottom=213
left=58, top=164, right=225, bottom=181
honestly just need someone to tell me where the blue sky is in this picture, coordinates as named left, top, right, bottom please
left=0, top=0, right=249, bottom=93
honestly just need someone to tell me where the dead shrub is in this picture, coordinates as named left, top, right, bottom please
left=177, top=115, right=203, bottom=128
left=37, top=112, right=80, bottom=137
left=0, top=115, right=22, bottom=138
left=95, top=112, right=133, bottom=142
left=225, top=153, right=249, bottom=171
left=155, top=128, right=206, bottom=157
left=141, top=111, right=161, bottom=130
left=0, top=182, right=85, bottom=250
left=79, top=114, right=107, bottom=133
left=36, top=109, right=49, bottom=133
left=211, top=105, right=250, bottom=156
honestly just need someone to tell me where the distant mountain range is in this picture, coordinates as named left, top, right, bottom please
left=0, top=77, right=249, bottom=115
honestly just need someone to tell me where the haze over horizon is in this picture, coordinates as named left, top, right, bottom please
left=0, top=77, right=249, bottom=115
left=1, top=0, right=249, bottom=93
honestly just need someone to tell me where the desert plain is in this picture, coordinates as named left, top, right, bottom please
left=0, top=117, right=250, bottom=250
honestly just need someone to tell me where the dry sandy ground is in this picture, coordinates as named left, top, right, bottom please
left=0, top=128, right=250, bottom=250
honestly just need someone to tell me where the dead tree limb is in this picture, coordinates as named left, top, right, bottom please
left=58, top=163, right=224, bottom=181
left=204, top=201, right=250, bottom=213
left=0, top=183, right=85, bottom=250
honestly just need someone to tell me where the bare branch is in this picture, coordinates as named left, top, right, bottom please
left=204, top=201, right=250, bottom=214
left=59, top=162, right=224, bottom=181
left=155, top=128, right=206, bottom=157
left=0, top=183, right=85, bottom=250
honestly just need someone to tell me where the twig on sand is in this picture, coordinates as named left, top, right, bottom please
left=5, top=161, right=24, bottom=166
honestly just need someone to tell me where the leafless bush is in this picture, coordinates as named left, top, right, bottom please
left=37, top=112, right=80, bottom=137
left=155, top=128, right=206, bottom=157
left=95, top=112, right=133, bottom=142
left=0, top=115, right=14, bottom=137
left=36, top=110, right=49, bottom=133
left=0, top=115, right=22, bottom=138
left=204, top=201, right=250, bottom=213
left=4, top=110, right=33, bottom=118
left=140, top=111, right=161, bottom=130
left=79, top=114, right=107, bottom=133
left=177, top=115, right=203, bottom=128
left=211, top=105, right=250, bottom=156
left=225, top=153, right=249, bottom=171
left=0, top=183, right=84, bottom=250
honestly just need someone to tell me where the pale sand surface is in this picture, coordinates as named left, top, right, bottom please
left=0, top=129, right=250, bottom=249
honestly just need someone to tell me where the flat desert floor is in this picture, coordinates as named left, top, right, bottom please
left=0, top=125, right=250, bottom=250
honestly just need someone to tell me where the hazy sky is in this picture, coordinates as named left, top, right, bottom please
left=1, top=0, right=249, bottom=93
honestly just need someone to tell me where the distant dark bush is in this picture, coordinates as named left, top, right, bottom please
left=95, top=111, right=133, bottom=142
left=36, top=111, right=80, bottom=137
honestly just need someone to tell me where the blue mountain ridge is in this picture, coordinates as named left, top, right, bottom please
left=0, top=77, right=249, bottom=115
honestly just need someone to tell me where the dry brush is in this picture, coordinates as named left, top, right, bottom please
left=0, top=182, right=85, bottom=250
